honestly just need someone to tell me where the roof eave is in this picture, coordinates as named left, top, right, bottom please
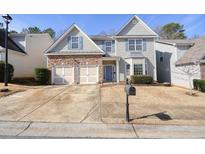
left=45, top=52, right=105, bottom=56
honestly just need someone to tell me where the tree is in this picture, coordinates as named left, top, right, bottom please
left=9, top=30, right=18, bottom=34
left=98, top=28, right=117, bottom=35
left=156, top=23, right=186, bottom=39
left=43, top=28, right=56, bottom=38
left=99, top=30, right=107, bottom=35
left=27, top=26, right=41, bottom=33
left=177, top=64, right=200, bottom=95
left=21, top=27, right=56, bottom=38
left=21, top=28, right=29, bottom=34
left=109, top=28, right=117, bottom=35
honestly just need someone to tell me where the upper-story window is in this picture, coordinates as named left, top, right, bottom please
left=105, top=41, right=112, bottom=52
left=128, top=39, right=143, bottom=51
left=71, top=36, right=79, bottom=49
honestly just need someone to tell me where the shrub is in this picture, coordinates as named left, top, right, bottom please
left=199, top=80, right=205, bottom=92
left=35, top=68, right=49, bottom=85
left=193, top=79, right=200, bottom=90
left=0, top=61, right=14, bottom=82
left=193, top=79, right=205, bottom=92
left=130, top=75, right=153, bottom=84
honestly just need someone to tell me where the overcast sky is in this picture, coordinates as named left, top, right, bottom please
left=1, top=14, right=205, bottom=38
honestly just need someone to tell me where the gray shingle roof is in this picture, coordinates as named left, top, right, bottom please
left=0, top=29, right=26, bottom=54
left=176, top=36, right=205, bottom=66
left=90, top=35, right=114, bottom=40
left=156, top=39, right=194, bottom=46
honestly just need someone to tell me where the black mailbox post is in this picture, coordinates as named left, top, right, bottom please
left=124, top=79, right=136, bottom=122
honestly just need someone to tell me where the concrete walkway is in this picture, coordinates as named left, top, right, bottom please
left=1, top=121, right=205, bottom=138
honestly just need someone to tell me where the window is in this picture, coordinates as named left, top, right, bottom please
left=128, top=39, right=135, bottom=51
left=0, top=53, right=2, bottom=61
left=136, top=40, right=143, bottom=51
left=134, top=64, right=143, bottom=75
left=71, top=36, right=79, bottom=49
left=105, top=41, right=112, bottom=52
left=126, top=64, right=130, bottom=75
left=128, top=39, right=143, bottom=51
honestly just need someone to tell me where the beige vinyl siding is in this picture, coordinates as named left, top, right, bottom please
left=52, top=27, right=100, bottom=53
left=8, top=34, right=53, bottom=78
left=116, top=38, right=156, bottom=80
left=93, top=40, right=115, bottom=57
left=118, top=18, right=156, bottom=36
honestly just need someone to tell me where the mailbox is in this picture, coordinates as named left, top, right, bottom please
left=124, top=85, right=136, bottom=96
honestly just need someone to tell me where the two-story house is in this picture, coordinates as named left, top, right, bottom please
left=45, top=15, right=158, bottom=85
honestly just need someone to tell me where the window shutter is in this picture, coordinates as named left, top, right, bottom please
left=67, top=36, right=71, bottom=49
left=112, top=40, right=115, bottom=52
left=143, top=38, right=146, bottom=51
left=125, top=39, right=128, bottom=51
left=79, top=36, right=83, bottom=49
left=102, top=41, right=105, bottom=51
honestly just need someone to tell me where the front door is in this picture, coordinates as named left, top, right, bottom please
left=105, top=66, right=113, bottom=82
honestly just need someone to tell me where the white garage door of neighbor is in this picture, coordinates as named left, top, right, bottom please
left=79, top=65, right=98, bottom=84
left=53, top=66, right=74, bottom=85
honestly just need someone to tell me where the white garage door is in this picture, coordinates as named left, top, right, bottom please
left=53, top=66, right=74, bottom=85
left=79, top=65, right=98, bottom=84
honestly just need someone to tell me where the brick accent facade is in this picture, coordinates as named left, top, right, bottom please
left=47, top=55, right=103, bottom=83
left=200, top=64, right=205, bottom=79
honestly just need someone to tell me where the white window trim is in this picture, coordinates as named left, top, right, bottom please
left=133, top=64, right=144, bottom=75
left=128, top=39, right=143, bottom=52
left=71, top=36, right=79, bottom=49
left=105, top=41, right=112, bottom=52
left=126, top=64, right=130, bottom=76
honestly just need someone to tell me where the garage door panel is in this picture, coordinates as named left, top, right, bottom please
left=80, top=77, right=87, bottom=83
left=53, top=66, right=74, bottom=85
left=54, top=78, right=63, bottom=84
left=80, top=67, right=87, bottom=75
left=88, top=67, right=97, bottom=75
left=64, top=77, right=74, bottom=84
left=88, top=76, right=97, bottom=83
left=53, top=65, right=98, bottom=85
left=64, top=67, right=73, bottom=76
left=79, top=65, right=98, bottom=84
left=55, top=68, right=63, bottom=76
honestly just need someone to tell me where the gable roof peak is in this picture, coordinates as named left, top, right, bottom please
left=116, top=15, right=158, bottom=36
left=45, top=23, right=104, bottom=54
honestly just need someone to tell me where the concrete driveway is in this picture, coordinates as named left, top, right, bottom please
left=0, top=85, right=101, bottom=123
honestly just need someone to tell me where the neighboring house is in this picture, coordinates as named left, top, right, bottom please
left=176, top=36, right=205, bottom=81
left=156, top=37, right=205, bottom=88
left=0, top=30, right=53, bottom=78
left=45, top=15, right=158, bottom=85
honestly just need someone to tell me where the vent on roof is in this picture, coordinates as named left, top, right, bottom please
left=132, top=19, right=138, bottom=25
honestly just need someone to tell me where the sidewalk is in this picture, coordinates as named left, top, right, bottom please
left=0, top=121, right=205, bottom=138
